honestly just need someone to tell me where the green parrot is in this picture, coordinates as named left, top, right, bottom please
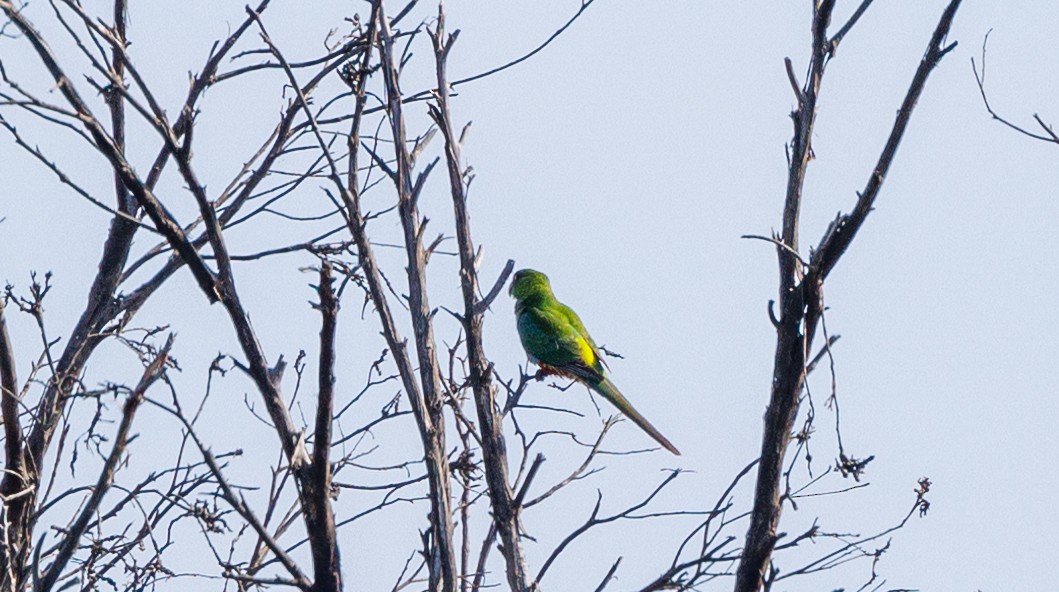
left=509, top=269, right=681, bottom=455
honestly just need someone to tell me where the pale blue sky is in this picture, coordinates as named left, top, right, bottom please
left=1, top=1, right=1056, bottom=590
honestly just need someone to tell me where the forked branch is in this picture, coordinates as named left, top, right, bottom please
left=734, top=2, right=963, bottom=591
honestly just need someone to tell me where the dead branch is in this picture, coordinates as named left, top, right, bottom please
left=428, top=7, right=529, bottom=591
left=37, top=334, right=173, bottom=592
left=733, top=2, right=963, bottom=591
left=972, top=30, right=1059, bottom=146
left=0, top=1, right=220, bottom=303
left=304, top=262, right=341, bottom=592
left=535, top=471, right=681, bottom=586
left=375, top=3, right=459, bottom=589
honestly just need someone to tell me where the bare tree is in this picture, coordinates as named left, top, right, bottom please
left=733, top=2, right=962, bottom=590
left=0, top=1, right=962, bottom=592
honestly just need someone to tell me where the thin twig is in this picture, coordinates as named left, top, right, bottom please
left=37, top=335, right=174, bottom=592
left=535, top=471, right=681, bottom=585
left=971, top=30, right=1059, bottom=145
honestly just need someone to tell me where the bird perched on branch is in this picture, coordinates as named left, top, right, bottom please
left=509, top=269, right=680, bottom=455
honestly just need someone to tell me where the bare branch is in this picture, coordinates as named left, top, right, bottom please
left=37, top=334, right=174, bottom=592
left=376, top=3, right=459, bottom=589
left=829, top=1, right=874, bottom=52
left=593, top=557, right=622, bottom=592
left=971, top=30, right=1059, bottom=146
left=151, top=396, right=313, bottom=590
left=429, top=8, right=529, bottom=591
left=0, top=298, right=27, bottom=578
left=304, top=261, right=342, bottom=591
left=734, top=2, right=963, bottom=591
left=472, top=259, right=515, bottom=317
left=0, top=1, right=221, bottom=302
left=810, top=0, right=963, bottom=280
left=535, top=471, right=681, bottom=586
left=408, top=0, right=597, bottom=97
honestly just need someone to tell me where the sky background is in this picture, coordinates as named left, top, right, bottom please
left=1, top=1, right=1057, bottom=591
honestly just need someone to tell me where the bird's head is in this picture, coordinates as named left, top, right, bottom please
left=509, top=268, right=552, bottom=302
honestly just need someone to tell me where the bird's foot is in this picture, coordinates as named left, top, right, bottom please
left=534, top=366, right=559, bottom=381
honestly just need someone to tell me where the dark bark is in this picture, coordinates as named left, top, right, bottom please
left=428, top=11, right=530, bottom=591
left=733, top=2, right=963, bottom=590
left=305, top=263, right=342, bottom=592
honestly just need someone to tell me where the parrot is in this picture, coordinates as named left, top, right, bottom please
left=509, top=268, right=681, bottom=455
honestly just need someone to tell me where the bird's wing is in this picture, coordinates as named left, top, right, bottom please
left=518, top=305, right=604, bottom=379
left=555, top=302, right=609, bottom=371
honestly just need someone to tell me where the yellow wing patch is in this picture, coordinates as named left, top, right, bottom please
left=575, top=336, right=597, bottom=367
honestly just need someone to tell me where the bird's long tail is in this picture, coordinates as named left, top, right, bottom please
left=590, top=376, right=681, bottom=455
